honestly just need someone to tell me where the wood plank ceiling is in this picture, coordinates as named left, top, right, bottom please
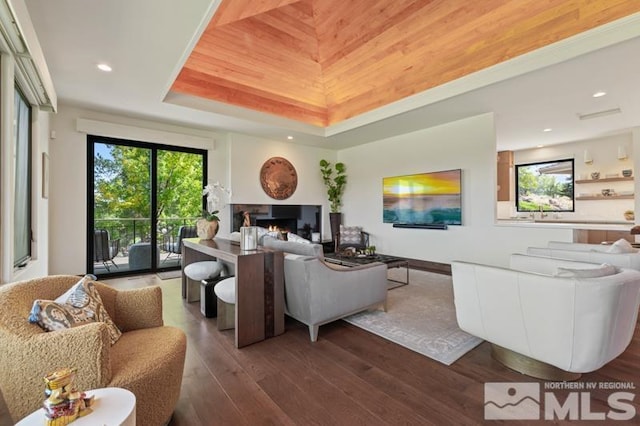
left=170, top=0, right=640, bottom=127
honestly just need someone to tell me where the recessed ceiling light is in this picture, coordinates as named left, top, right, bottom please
left=592, top=91, right=607, bottom=98
left=543, top=128, right=552, bottom=132
left=97, top=63, right=112, bottom=72
left=287, top=136, right=293, bottom=140
left=537, top=145, right=545, bottom=148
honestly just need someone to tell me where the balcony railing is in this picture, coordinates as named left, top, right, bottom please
left=95, top=217, right=197, bottom=248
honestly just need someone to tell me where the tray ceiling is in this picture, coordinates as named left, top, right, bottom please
left=170, top=0, right=640, bottom=128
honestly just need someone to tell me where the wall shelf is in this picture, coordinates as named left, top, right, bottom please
left=575, top=177, right=633, bottom=184
left=575, top=195, right=634, bottom=200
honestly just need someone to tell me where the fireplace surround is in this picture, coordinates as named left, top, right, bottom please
left=230, top=204, right=321, bottom=241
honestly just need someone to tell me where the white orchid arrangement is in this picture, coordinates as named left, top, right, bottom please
left=202, top=181, right=232, bottom=222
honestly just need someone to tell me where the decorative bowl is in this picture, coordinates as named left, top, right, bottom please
left=622, top=169, right=633, bottom=177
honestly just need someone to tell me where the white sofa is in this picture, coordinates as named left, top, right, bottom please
left=262, top=237, right=387, bottom=342
left=451, top=254, right=640, bottom=379
left=526, top=239, right=640, bottom=270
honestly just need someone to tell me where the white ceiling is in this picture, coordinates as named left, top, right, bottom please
left=23, top=0, right=640, bottom=151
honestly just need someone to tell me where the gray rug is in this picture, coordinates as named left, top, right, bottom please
left=343, top=268, right=482, bottom=365
left=157, top=270, right=182, bottom=280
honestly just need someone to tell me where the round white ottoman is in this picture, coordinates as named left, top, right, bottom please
left=184, top=261, right=225, bottom=302
left=213, top=277, right=236, bottom=330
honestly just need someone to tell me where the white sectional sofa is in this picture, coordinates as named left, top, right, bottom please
left=526, top=239, right=640, bottom=270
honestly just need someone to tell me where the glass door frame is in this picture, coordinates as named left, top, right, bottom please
left=86, top=135, right=208, bottom=278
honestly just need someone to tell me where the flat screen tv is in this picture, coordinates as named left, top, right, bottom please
left=515, top=158, right=574, bottom=212
left=383, top=169, right=462, bottom=225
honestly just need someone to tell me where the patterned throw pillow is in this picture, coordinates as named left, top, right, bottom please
left=340, top=225, right=363, bottom=245
left=29, top=275, right=122, bottom=344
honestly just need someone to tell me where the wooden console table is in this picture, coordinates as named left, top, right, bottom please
left=182, top=238, right=284, bottom=348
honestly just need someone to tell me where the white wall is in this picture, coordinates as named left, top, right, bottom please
left=49, top=105, right=227, bottom=275
left=227, top=133, right=336, bottom=238
left=49, top=105, right=338, bottom=275
left=338, top=113, right=572, bottom=267
left=498, top=133, right=635, bottom=221
left=49, top=106, right=574, bottom=274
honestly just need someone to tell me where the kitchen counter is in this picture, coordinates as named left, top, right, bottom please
left=496, top=219, right=633, bottom=231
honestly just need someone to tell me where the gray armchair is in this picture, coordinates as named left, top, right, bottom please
left=284, top=255, right=387, bottom=341
left=262, top=236, right=387, bottom=342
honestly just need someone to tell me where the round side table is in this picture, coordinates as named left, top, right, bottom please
left=16, top=387, right=136, bottom=426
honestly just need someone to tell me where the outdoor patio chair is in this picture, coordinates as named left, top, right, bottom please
left=94, top=229, right=119, bottom=272
left=162, top=225, right=197, bottom=264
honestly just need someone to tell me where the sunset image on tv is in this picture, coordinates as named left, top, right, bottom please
left=383, top=169, right=462, bottom=225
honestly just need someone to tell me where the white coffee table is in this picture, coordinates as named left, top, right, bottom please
left=16, top=387, right=136, bottom=426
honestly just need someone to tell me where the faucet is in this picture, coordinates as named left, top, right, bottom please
left=539, top=205, right=548, bottom=219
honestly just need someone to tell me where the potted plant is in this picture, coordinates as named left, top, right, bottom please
left=319, top=159, right=347, bottom=240
left=198, top=182, right=231, bottom=239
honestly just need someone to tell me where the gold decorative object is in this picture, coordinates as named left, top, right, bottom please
left=624, top=210, right=634, bottom=221
left=196, top=218, right=219, bottom=239
left=260, top=157, right=297, bottom=200
left=42, top=368, right=94, bottom=425
left=200, top=181, right=231, bottom=239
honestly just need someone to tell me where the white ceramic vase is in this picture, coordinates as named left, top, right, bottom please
left=196, top=218, right=219, bottom=240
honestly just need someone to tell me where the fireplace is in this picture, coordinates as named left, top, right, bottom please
left=230, top=204, right=321, bottom=241
left=255, top=218, right=298, bottom=234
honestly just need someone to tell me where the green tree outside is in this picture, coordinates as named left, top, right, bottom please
left=94, top=144, right=203, bottom=242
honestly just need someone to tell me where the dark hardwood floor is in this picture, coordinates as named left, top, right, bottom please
left=2, top=273, right=639, bottom=425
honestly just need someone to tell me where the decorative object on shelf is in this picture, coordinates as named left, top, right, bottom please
left=624, top=210, right=634, bottom=221
left=618, top=146, right=628, bottom=160
left=242, top=211, right=251, bottom=227
left=240, top=226, right=257, bottom=251
left=260, top=157, right=298, bottom=200
left=622, top=169, right=633, bottom=177
left=42, top=367, right=94, bottom=425
left=601, top=189, right=613, bottom=197
left=199, top=181, right=232, bottom=240
left=590, top=172, right=600, bottom=180
left=320, top=159, right=347, bottom=239
left=196, top=217, right=219, bottom=239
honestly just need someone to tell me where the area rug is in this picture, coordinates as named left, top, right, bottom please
left=157, top=270, right=182, bottom=280
left=343, top=268, right=483, bottom=365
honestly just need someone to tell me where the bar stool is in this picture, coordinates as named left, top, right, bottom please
left=183, top=261, right=225, bottom=302
left=214, top=277, right=236, bottom=330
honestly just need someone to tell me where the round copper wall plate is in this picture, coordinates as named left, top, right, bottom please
left=260, top=157, right=298, bottom=200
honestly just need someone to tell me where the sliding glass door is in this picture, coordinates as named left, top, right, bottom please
left=88, top=136, right=206, bottom=277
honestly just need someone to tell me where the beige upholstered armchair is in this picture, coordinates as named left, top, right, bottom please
left=0, top=275, right=186, bottom=426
